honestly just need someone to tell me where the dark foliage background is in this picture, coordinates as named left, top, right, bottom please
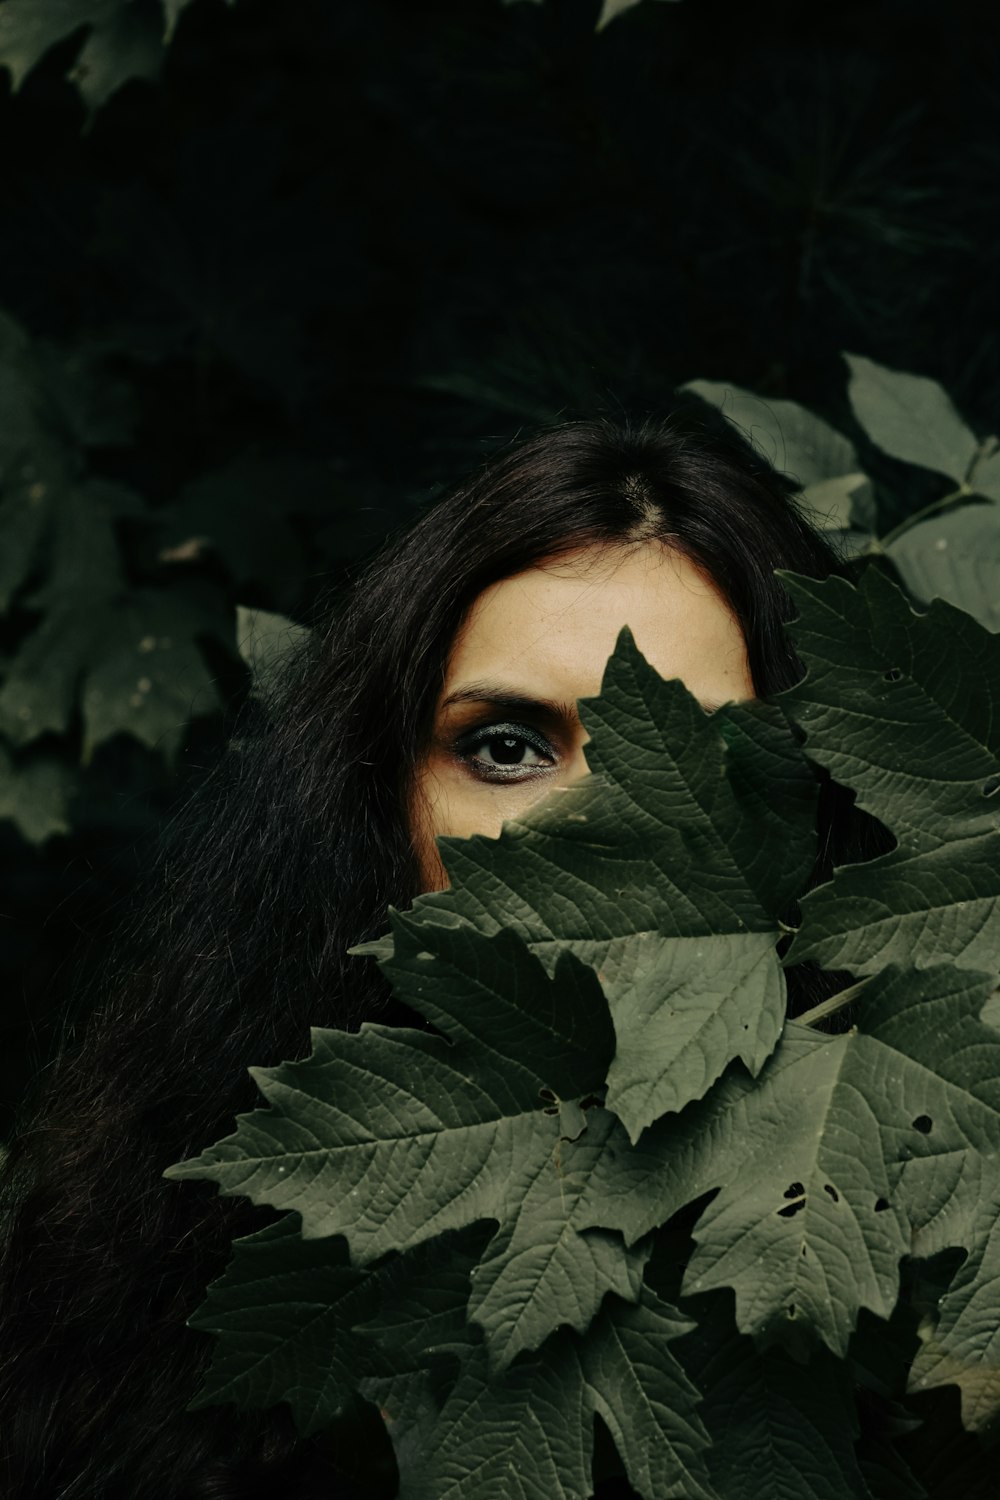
left=0, top=0, right=996, bottom=1135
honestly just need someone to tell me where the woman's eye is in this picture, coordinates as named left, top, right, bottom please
left=458, top=724, right=556, bottom=780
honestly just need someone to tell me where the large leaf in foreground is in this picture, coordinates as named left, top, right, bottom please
left=167, top=922, right=642, bottom=1370
left=185, top=1215, right=369, bottom=1434
left=392, top=633, right=816, bottom=1132
left=578, top=966, right=1000, bottom=1357
left=680, top=1298, right=873, bottom=1500
left=780, top=568, right=1000, bottom=975
left=909, top=1174, right=1000, bottom=1438
left=393, top=1287, right=715, bottom=1500
left=189, top=1218, right=490, bottom=1439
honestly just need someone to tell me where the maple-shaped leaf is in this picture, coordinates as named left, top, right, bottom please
left=80, top=587, right=225, bottom=762
left=577, top=964, right=1000, bottom=1358
left=780, top=567, right=1000, bottom=976
left=0, top=483, right=124, bottom=746
left=909, top=1173, right=1000, bottom=1439
left=0, top=744, right=73, bottom=843
left=185, top=1214, right=370, bottom=1435
left=679, top=1296, right=874, bottom=1500
left=391, top=1286, right=715, bottom=1500
left=167, top=921, right=644, bottom=1371
left=383, top=632, right=817, bottom=1136
left=187, top=1216, right=490, bottom=1442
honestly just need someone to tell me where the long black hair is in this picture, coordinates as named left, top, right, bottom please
left=0, top=414, right=862, bottom=1498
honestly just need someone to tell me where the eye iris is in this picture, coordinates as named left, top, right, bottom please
left=489, top=736, right=525, bottom=765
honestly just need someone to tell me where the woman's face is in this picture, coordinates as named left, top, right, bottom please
left=411, top=540, right=753, bottom=891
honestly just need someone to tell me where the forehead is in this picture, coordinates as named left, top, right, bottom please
left=441, top=541, right=752, bottom=707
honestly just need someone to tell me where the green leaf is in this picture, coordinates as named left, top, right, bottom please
left=579, top=965, right=1000, bottom=1358
left=798, top=472, right=876, bottom=533
left=68, top=0, right=162, bottom=114
left=0, top=486, right=49, bottom=613
left=0, top=0, right=119, bottom=91
left=162, top=0, right=198, bottom=42
left=681, top=1299, right=873, bottom=1500
left=0, top=0, right=227, bottom=106
left=0, top=480, right=125, bottom=743
left=167, top=924, right=643, bottom=1370
left=235, top=605, right=310, bottom=699
left=0, top=743, right=73, bottom=842
left=402, top=635, right=815, bottom=1133
left=909, top=1175, right=1000, bottom=1438
left=81, top=588, right=224, bottom=761
left=0, top=313, right=77, bottom=614
left=0, top=601, right=105, bottom=744
left=395, top=1288, right=715, bottom=1500
left=596, top=0, right=681, bottom=30
left=886, top=503, right=1000, bottom=631
left=845, top=353, right=979, bottom=484
left=602, top=931, right=784, bottom=1139
left=683, top=380, right=859, bottom=490
left=969, top=447, right=1000, bottom=502
left=780, top=568, right=1000, bottom=975
left=186, top=1215, right=370, bottom=1435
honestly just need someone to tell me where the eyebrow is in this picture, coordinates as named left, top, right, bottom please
left=439, top=683, right=580, bottom=720
left=440, top=680, right=726, bottom=716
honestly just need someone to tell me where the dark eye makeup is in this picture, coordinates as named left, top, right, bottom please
left=453, top=720, right=558, bottom=783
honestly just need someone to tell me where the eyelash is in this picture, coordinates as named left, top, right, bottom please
left=454, top=721, right=558, bottom=783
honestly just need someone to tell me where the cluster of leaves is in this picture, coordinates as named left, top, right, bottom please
left=688, top=353, right=1000, bottom=634
left=0, top=307, right=232, bottom=843
left=166, top=366, right=1000, bottom=1496
left=0, top=0, right=995, bottom=1134
left=0, top=306, right=244, bottom=844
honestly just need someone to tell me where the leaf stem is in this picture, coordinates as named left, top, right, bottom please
left=797, top=976, right=872, bottom=1029
left=876, top=486, right=971, bottom=550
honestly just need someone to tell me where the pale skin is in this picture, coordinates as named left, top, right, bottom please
left=410, top=539, right=754, bottom=891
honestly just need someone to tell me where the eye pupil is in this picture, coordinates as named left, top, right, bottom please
left=490, top=736, right=524, bottom=764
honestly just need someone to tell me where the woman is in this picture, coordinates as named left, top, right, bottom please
left=0, top=414, right=864, bottom=1498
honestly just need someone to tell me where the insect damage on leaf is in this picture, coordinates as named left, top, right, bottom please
left=167, top=614, right=1000, bottom=1497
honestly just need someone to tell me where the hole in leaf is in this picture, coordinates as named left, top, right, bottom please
left=983, top=775, right=1000, bottom=798
left=787, top=1303, right=797, bottom=1319
left=823, top=1184, right=840, bottom=1203
left=538, top=1088, right=555, bottom=1104
left=801, top=1245, right=808, bottom=1256
left=777, top=1198, right=806, bottom=1218
left=883, top=667, right=903, bottom=682
left=783, top=1182, right=805, bottom=1199
left=874, top=1198, right=890, bottom=1213
left=912, top=1115, right=933, bottom=1134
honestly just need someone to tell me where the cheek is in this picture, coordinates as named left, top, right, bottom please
left=409, top=759, right=560, bottom=894
left=408, top=766, right=448, bottom=893
left=413, top=760, right=524, bottom=841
